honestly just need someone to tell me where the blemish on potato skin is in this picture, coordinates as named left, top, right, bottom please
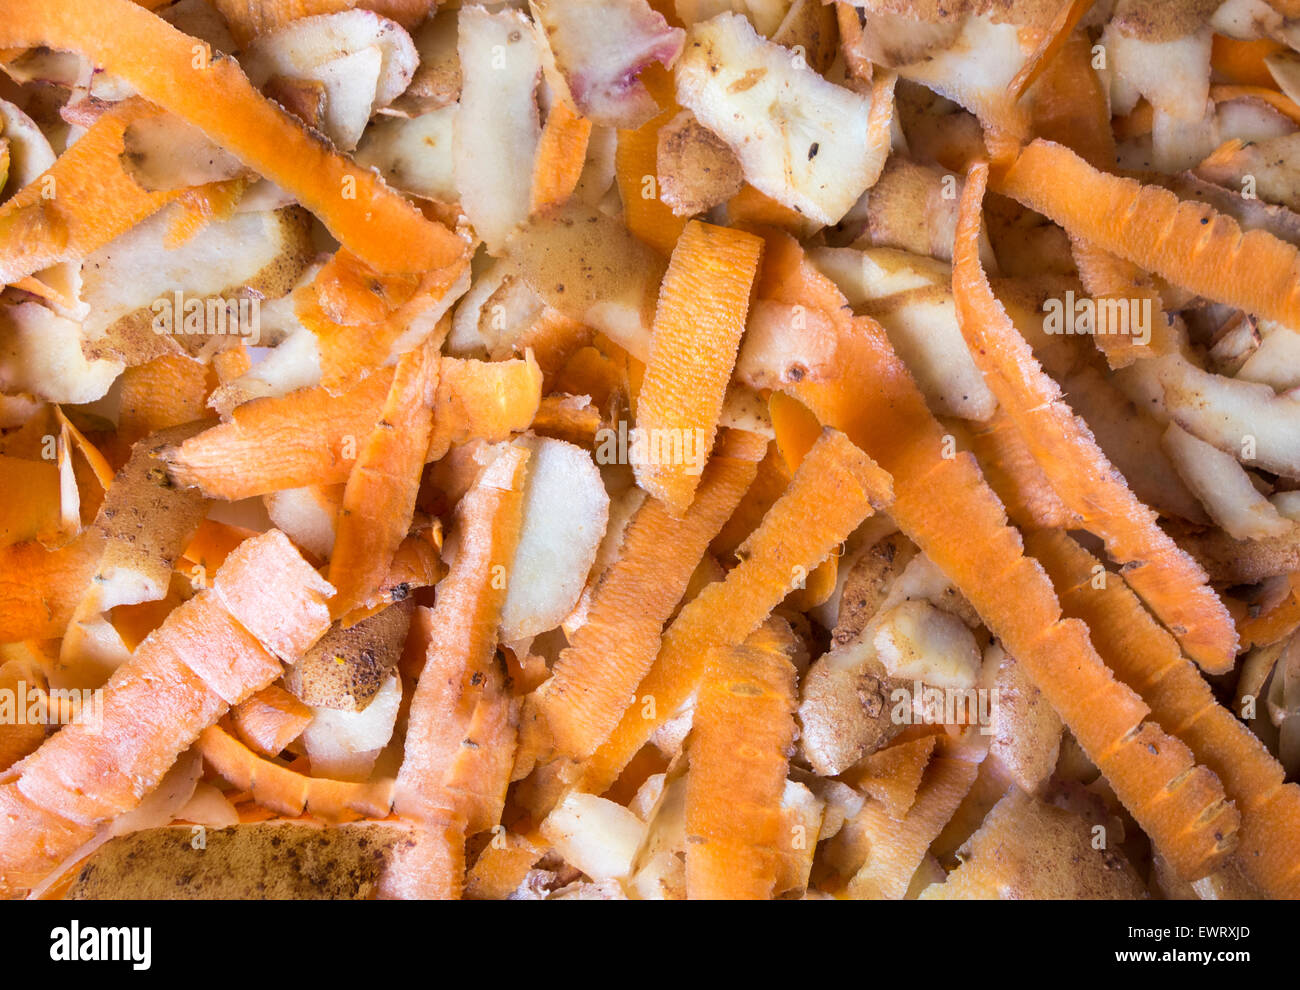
left=727, top=68, right=766, bottom=94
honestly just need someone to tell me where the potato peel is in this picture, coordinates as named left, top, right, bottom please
left=0, top=0, right=464, bottom=275
left=775, top=232, right=1239, bottom=882
left=582, top=428, right=894, bottom=795
left=1028, top=528, right=1300, bottom=898
left=529, top=429, right=767, bottom=763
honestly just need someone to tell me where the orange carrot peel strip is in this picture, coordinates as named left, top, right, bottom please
left=768, top=392, right=839, bottom=609
left=0, top=533, right=103, bottom=643
left=295, top=256, right=469, bottom=394
left=0, top=99, right=178, bottom=285
left=424, top=353, right=544, bottom=462
left=165, top=176, right=250, bottom=249
left=684, top=620, right=798, bottom=900
left=392, top=446, right=530, bottom=898
left=581, top=428, right=893, bottom=795
left=0, top=531, right=333, bottom=894
left=0, top=655, right=48, bottom=775
left=772, top=234, right=1238, bottom=882
left=615, top=65, right=685, bottom=255
left=1069, top=236, right=1180, bottom=366
left=960, top=410, right=1072, bottom=531
left=709, top=440, right=791, bottom=561
left=464, top=830, right=545, bottom=900
left=0, top=455, right=62, bottom=549
left=530, top=101, right=592, bottom=214
left=0, top=0, right=463, bottom=275
left=1028, top=528, right=1300, bottom=899
left=1238, top=575, right=1300, bottom=651
left=1211, top=35, right=1285, bottom=88
left=181, top=518, right=257, bottom=576
left=165, top=354, right=541, bottom=499
left=633, top=220, right=764, bottom=513
left=53, top=408, right=115, bottom=495
left=954, top=160, right=1236, bottom=674
left=1005, top=0, right=1096, bottom=104
left=1113, top=100, right=1154, bottom=141
left=994, top=139, right=1300, bottom=335
left=230, top=684, right=313, bottom=758
left=196, top=724, right=393, bottom=821
left=843, top=734, right=940, bottom=820
left=342, top=532, right=443, bottom=625
left=327, top=340, right=440, bottom=619
left=530, top=429, right=767, bottom=762
left=114, top=354, right=215, bottom=456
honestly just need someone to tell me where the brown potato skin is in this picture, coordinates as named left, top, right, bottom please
left=921, top=791, right=1148, bottom=899
left=861, top=157, right=961, bottom=262
left=284, top=600, right=413, bottom=711
left=798, top=535, right=917, bottom=775
left=506, top=202, right=665, bottom=346
left=96, top=421, right=212, bottom=597
left=772, top=0, right=840, bottom=75
left=393, top=13, right=461, bottom=115
left=986, top=647, right=1063, bottom=794
left=1111, top=0, right=1221, bottom=42
left=262, top=75, right=328, bottom=131
left=656, top=111, right=743, bottom=218
left=848, top=0, right=1059, bottom=27
left=1168, top=520, right=1300, bottom=585
left=798, top=659, right=903, bottom=776
left=832, top=534, right=916, bottom=646
left=65, top=822, right=431, bottom=900
left=84, top=207, right=315, bottom=366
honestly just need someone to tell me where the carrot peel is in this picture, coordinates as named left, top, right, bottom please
left=327, top=340, right=440, bottom=619
left=391, top=447, right=531, bottom=897
left=684, top=621, right=798, bottom=900
left=633, top=220, right=764, bottom=514
left=532, top=429, right=767, bottom=761
left=1027, top=528, right=1300, bottom=898
left=581, top=428, right=892, bottom=794
left=0, top=0, right=463, bottom=275
left=995, top=139, right=1300, bottom=335
left=954, top=160, right=1236, bottom=674
left=769, top=231, right=1239, bottom=881
left=0, top=531, right=334, bottom=892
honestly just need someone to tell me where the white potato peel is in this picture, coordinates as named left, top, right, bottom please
left=675, top=12, right=882, bottom=225
left=455, top=5, right=542, bottom=254
left=500, top=435, right=610, bottom=642
left=242, top=10, right=419, bottom=150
